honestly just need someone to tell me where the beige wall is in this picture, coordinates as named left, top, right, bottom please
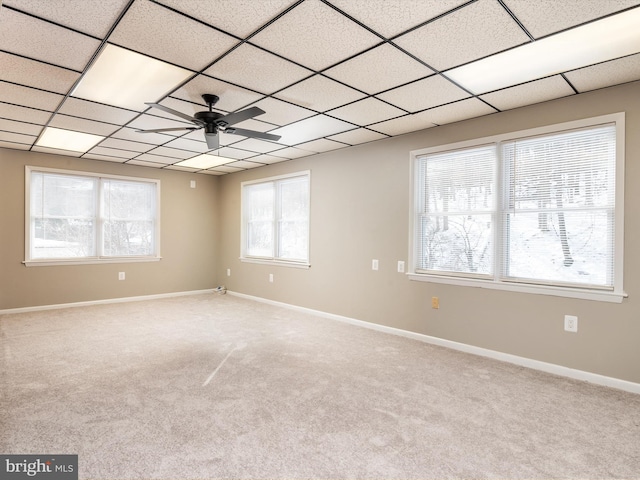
left=217, top=81, right=640, bottom=384
left=0, top=149, right=219, bottom=309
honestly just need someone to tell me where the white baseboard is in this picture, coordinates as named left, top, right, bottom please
left=0, top=289, right=216, bottom=315
left=227, top=291, right=640, bottom=395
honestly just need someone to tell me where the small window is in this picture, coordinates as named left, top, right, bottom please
left=241, top=171, right=310, bottom=267
left=25, top=167, right=160, bottom=266
left=410, top=114, right=624, bottom=302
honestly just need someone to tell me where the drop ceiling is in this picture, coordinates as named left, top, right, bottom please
left=1, top=0, right=640, bottom=175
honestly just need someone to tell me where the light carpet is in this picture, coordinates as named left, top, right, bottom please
left=1, top=293, right=639, bottom=479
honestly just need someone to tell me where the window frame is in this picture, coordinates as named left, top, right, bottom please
left=24, top=166, right=161, bottom=267
left=240, top=171, right=311, bottom=268
left=409, top=113, right=625, bottom=303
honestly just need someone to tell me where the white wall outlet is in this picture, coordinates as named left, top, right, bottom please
left=118, top=272, right=125, bottom=281
left=372, top=259, right=379, bottom=271
left=226, top=268, right=231, bottom=277
left=190, top=180, right=196, bottom=189
left=269, top=273, right=274, bottom=283
left=564, top=315, right=578, bottom=332
left=397, top=260, right=405, bottom=273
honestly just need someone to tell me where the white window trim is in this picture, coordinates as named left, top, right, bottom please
left=240, top=170, right=311, bottom=268
left=408, top=113, right=626, bottom=303
left=24, top=166, right=161, bottom=267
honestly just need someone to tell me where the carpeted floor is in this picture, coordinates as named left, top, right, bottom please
left=1, top=293, right=639, bottom=479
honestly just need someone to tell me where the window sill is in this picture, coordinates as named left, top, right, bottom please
left=23, top=257, right=162, bottom=267
left=240, top=257, right=311, bottom=269
left=407, top=273, right=626, bottom=303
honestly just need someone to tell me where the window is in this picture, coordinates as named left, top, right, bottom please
left=410, top=114, right=624, bottom=302
left=241, top=172, right=310, bottom=266
left=25, top=167, right=160, bottom=265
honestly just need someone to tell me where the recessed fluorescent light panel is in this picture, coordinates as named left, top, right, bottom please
left=71, top=44, right=193, bottom=111
left=446, top=7, right=640, bottom=94
left=174, top=154, right=236, bottom=169
left=36, top=127, right=105, bottom=152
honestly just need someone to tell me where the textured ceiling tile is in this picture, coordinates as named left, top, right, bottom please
left=88, top=146, right=140, bottom=159
left=227, top=160, right=266, bottom=169
left=0, top=118, right=43, bottom=136
left=393, top=0, right=531, bottom=71
left=4, top=0, right=131, bottom=37
left=205, top=44, right=312, bottom=95
left=127, top=114, right=191, bottom=133
left=209, top=164, right=245, bottom=173
left=113, top=127, right=173, bottom=145
left=0, top=130, right=36, bottom=145
left=163, top=137, right=210, bottom=153
left=480, top=76, right=575, bottom=111
left=295, top=138, right=347, bottom=152
left=503, top=0, right=640, bottom=39
left=271, top=114, right=355, bottom=145
left=99, top=138, right=155, bottom=153
left=58, top=98, right=139, bottom=125
left=171, top=76, right=264, bottom=112
left=0, top=103, right=52, bottom=124
left=275, top=75, right=365, bottom=112
left=377, top=76, right=470, bottom=113
left=328, top=0, right=469, bottom=38
left=248, top=154, right=290, bottom=165
left=328, top=97, right=405, bottom=126
left=132, top=153, right=174, bottom=165
left=154, top=0, right=297, bottom=38
left=0, top=52, right=80, bottom=94
left=0, top=140, right=30, bottom=150
left=49, top=113, right=120, bottom=136
left=230, top=138, right=283, bottom=154
left=0, top=8, right=100, bottom=71
left=417, top=98, right=497, bottom=125
left=149, top=146, right=197, bottom=159
left=84, top=153, right=134, bottom=163
left=0, top=82, right=63, bottom=111
left=215, top=147, right=255, bottom=160
left=250, top=0, right=381, bottom=71
left=327, top=128, right=388, bottom=145
left=245, top=97, right=315, bottom=126
left=368, top=112, right=437, bottom=136
left=125, top=159, right=167, bottom=168
left=564, top=53, right=640, bottom=93
left=109, top=0, right=238, bottom=71
left=324, top=43, right=434, bottom=94
left=32, top=146, right=83, bottom=157
left=268, top=146, right=315, bottom=159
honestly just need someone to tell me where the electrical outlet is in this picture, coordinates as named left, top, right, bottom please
left=397, top=261, right=405, bottom=273
left=564, top=315, right=578, bottom=332
left=118, top=272, right=125, bottom=281
left=190, top=180, right=196, bottom=189
left=269, top=273, right=274, bottom=283
left=372, top=259, right=379, bottom=271
left=226, top=268, right=231, bottom=277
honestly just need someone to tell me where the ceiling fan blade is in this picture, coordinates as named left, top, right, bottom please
left=145, top=102, right=205, bottom=126
left=225, top=127, right=281, bottom=142
left=205, top=132, right=219, bottom=150
left=136, top=127, right=199, bottom=133
left=216, top=106, right=265, bottom=127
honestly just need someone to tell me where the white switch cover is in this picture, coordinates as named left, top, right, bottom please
left=190, top=180, right=196, bottom=188
left=269, top=273, right=274, bottom=283
left=397, top=261, right=405, bottom=273
left=372, top=259, right=379, bottom=271
left=118, top=272, right=125, bottom=280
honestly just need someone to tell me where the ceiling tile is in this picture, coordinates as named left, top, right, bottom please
left=58, top=97, right=139, bottom=125
left=49, top=113, right=120, bottom=136
left=324, top=43, right=435, bottom=94
left=328, top=97, right=405, bottom=126
left=132, top=153, right=174, bottom=165
left=112, top=127, right=173, bottom=145
left=148, top=146, right=197, bottom=159
left=565, top=53, right=640, bottom=93
left=271, top=114, right=355, bottom=145
left=0, top=52, right=80, bottom=94
left=125, top=159, right=167, bottom=168
left=227, top=160, right=266, bottom=169
left=109, top=0, right=238, bottom=71
left=5, top=0, right=131, bottom=38
left=171, top=75, right=264, bottom=112
left=205, top=43, right=312, bottom=95
left=275, top=75, right=365, bottom=112
left=209, top=165, right=245, bottom=173
left=83, top=153, right=130, bottom=163
left=294, top=138, right=346, bottom=152
left=503, top=0, right=640, bottom=39
left=154, top=0, right=297, bottom=38
left=480, top=76, right=575, bottom=111
left=0, top=82, right=63, bottom=111
left=246, top=97, right=315, bottom=127
left=252, top=154, right=290, bottom=164
left=0, top=103, right=52, bottom=124
left=163, top=137, right=210, bottom=153
left=250, top=0, right=381, bottom=71
left=164, top=165, right=199, bottom=172
left=127, top=114, right=192, bottom=134
left=414, top=98, right=497, bottom=125
left=230, top=138, right=283, bottom=154
left=99, top=138, right=155, bottom=153
left=215, top=147, right=255, bottom=160
left=0, top=140, right=30, bottom=150
left=393, top=0, right=531, bottom=71
left=327, top=128, right=387, bottom=145
left=328, top=0, right=469, bottom=38
left=0, top=118, right=43, bottom=136
left=87, top=146, right=141, bottom=159
left=377, top=76, right=469, bottom=113
left=0, top=130, right=36, bottom=145
left=368, top=112, right=437, bottom=136
left=268, top=146, right=315, bottom=159
left=0, top=8, right=100, bottom=71
left=32, top=146, right=83, bottom=157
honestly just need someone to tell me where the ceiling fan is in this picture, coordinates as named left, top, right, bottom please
left=136, top=94, right=281, bottom=150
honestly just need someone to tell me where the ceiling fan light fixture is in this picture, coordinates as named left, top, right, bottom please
left=71, top=44, right=193, bottom=111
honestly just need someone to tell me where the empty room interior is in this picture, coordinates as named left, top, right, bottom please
left=2, top=0, right=640, bottom=478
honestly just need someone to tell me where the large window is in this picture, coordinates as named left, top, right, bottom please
left=25, top=167, right=160, bottom=265
left=410, top=114, right=624, bottom=302
left=241, top=171, right=310, bottom=266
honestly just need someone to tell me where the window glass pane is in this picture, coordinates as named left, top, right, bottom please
left=102, top=179, right=156, bottom=256
left=30, top=172, right=96, bottom=259
left=245, top=183, right=274, bottom=257
left=278, top=177, right=309, bottom=260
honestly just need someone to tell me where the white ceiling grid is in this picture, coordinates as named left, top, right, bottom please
left=0, top=0, right=639, bottom=175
